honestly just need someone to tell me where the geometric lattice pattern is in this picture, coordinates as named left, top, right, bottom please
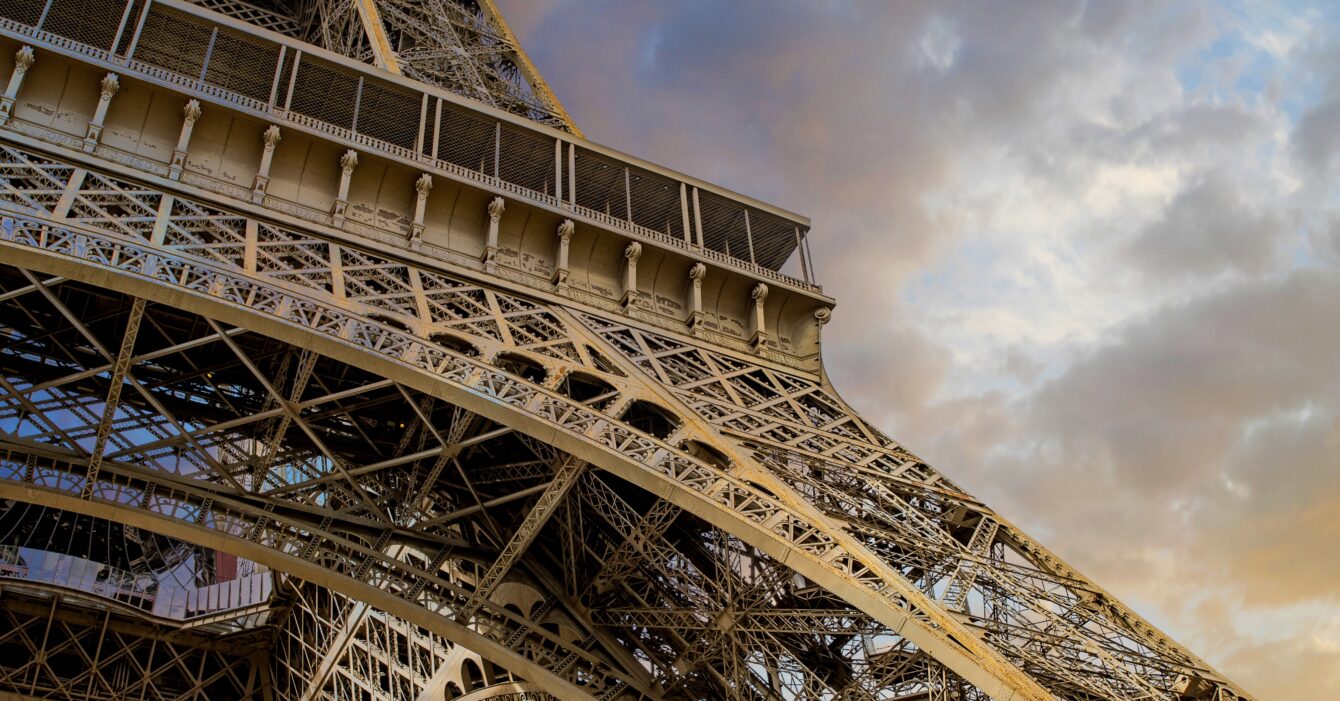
left=0, top=0, right=1253, bottom=698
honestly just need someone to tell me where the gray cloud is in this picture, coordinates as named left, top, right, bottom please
left=1127, top=170, right=1286, bottom=279
left=1030, top=271, right=1339, bottom=494
left=1293, top=96, right=1340, bottom=175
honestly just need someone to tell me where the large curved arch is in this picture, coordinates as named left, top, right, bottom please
left=0, top=212, right=1045, bottom=701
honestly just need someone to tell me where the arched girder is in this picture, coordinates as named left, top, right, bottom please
left=0, top=214, right=1051, bottom=701
left=0, top=480, right=604, bottom=701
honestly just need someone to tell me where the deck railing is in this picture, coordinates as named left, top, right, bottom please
left=0, top=0, right=822, bottom=293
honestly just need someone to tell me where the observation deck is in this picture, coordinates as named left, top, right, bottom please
left=0, top=0, right=831, bottom=372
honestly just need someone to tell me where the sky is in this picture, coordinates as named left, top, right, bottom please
left=496, top=1, right=1340, bottom=698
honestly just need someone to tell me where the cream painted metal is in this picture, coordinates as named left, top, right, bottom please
left=0, top=2, right=1255, bottom=700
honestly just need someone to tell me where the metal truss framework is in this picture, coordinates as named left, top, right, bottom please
left=0, top=1, right=1255, bottom=700
left=186, top=0, right=580, bottom=133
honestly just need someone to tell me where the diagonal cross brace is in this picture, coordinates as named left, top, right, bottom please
left=459, top=454, right=587, bottom=619
left=82, top=297, right=146, bottom=499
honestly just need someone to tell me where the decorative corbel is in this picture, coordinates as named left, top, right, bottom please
left=483, top=196, right=505, bottom=273
left=410, top=173, right=433, bottom=248
left=621, top=241, right=643, bottom=309
left=332, top=149, right=358, bottom=227
left=252, top=125, right=281, bottom=202
left=686, top=263, right=706, bottom=334
left=814, top=306, right=832, bottom=328
left=169, top=99, right=202, bottom=180
left=83, top=72, right=120, bottom=152
left=750, top=282, right=769, bottom=351
left=0, top=46, right=36, bottom=126
left=553, top=218, right=574, bottom=294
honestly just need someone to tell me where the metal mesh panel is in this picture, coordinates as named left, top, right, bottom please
left=203, top=26, right=280, bottom=102
left=354, top=78, right=419, bottom=150
left=0, top=0, right=43, bottom=27
left=436, top=103, right=494, bottom=175
left=113, top=0, right=142, bottom=55
left=748, top=209, right=802, bottom=270
left=42, top=0, right=128, bottom=49
left=698, top=189, right=750, bottom=263
left=134, top=7, right=211, bottom=79
left=498, top=122, right=552, bottom=194
left=185, top=0, right=302, bottom=38
left=291, top=57, right=358, bottom=130
left=628, top=166, right=683, bottom=240
left=574, top=147, right=626, bottom=220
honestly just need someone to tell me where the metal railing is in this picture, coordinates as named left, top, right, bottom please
left=0, top=0, right=823, bottom=294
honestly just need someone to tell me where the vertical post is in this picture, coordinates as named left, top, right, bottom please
left=123, top=0, right=153, bottom=60
left=493, top=122, right=500, bottom=179
left=750, top=283, right=769, bottom=351
left=110, top=0, right=137, bottom=54
left=350, top=76, right=363, bottom=133
left=621, top=242, right=642, bottom=310
left=0, top=46, right=36, bottom=127
left=686, top=263, right=706, bottom=334
left=410, top=173, right=432, bottom=248
left=52, top=165, right=88, bottom=217
left=552, top=219, right=573, bottom=294
left=330, top=244, right=346, bottom=300
left=243, top=219, right=258, bottom=272
left=692, top=187, right=704, bottom=248
left=554, top=138, right=563, bottom=202
left=414, top=92, right=428, bottom=156
left=252, top=125, right=280, bottom=203
left=199, top=27, right=218, bottom=82
left=624, top=167, right=632, bottom=222
left=567, top=142, right=576, bottom=205
left=169, top=99, right=202, bottom=180
left=482, top=196, right=504, bottom=273
left=332, top=149, right=358, bottom=227
left=149, top=194, right=173, bottom=245
left=83, top=73, right=120, bottom=153
left=267, top=46, right=287, bottom=110
left=743, top=210, right=756, bottom=264
left=804, top=230, right=817, bottom=285
left=283, top=51, right=302, bottom=112
left=34, top=0, right=53, bottom=30
left=795, top=227, right=811, bottom=284
left=679, top=182, right=691, bottom=244
left=431, top=98, right=442, bottom=159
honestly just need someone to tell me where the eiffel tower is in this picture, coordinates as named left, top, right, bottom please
left=0, top=1, right=1253, bottom=699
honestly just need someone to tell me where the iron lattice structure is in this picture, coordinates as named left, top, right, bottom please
left=0, top=0, right=1251, bottom=699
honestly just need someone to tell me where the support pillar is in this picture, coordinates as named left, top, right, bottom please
left=83, top=73, right=119, bottom=152
left=553, top=218, right=573, bottom=294
left=686, top=263, right=706, bottom=334
left=169, top=99, right=202, bottom=180
left=0, top=46, right=35, bottom=127
left=483, top=195, right=505, bottom=273
left=410, top=173, right=432, bottom=248
left=621, top=241, right=642, bottom=310
left=750, top=282, right=769, bottom=351
left=252, top=125, right=280, bottom=203
left=332, top=149, right=358, bottom=227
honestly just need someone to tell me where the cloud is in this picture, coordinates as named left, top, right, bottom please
left=1029, top=271, right=1339, bottom=495
left=1127, top=170, right=1285, bottom=279
left=500, top=2, right=1340, bottom=698
left=1293, top=96, right=1340, bottom=175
